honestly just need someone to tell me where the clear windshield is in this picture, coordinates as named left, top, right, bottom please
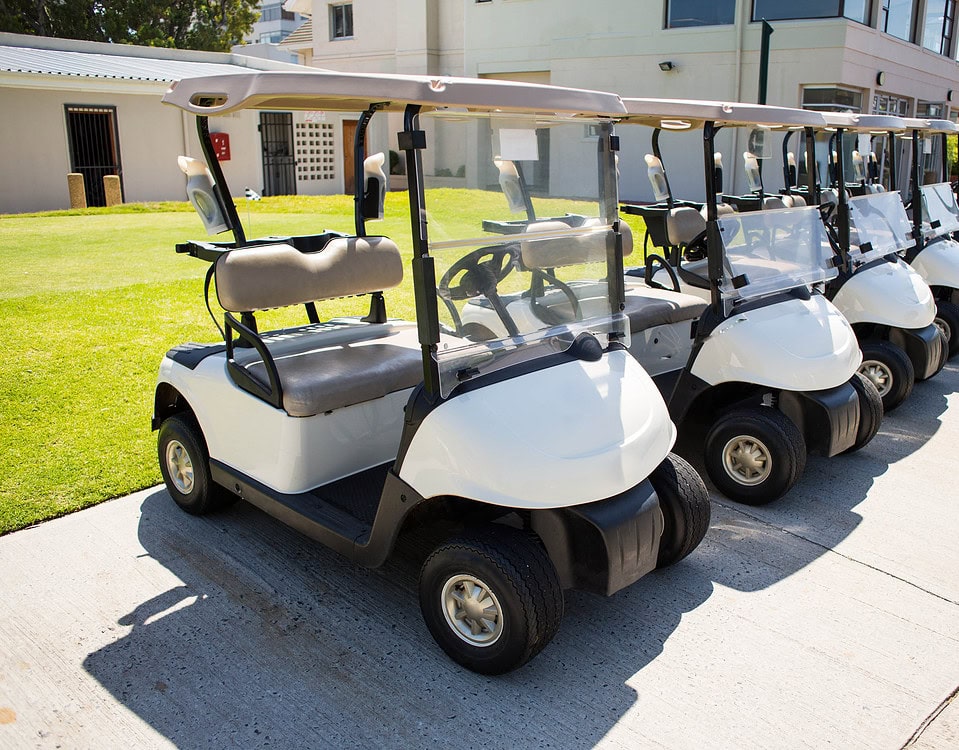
left=418, top=111, right=627, bottom=398
left=717, top=205, right=837, bottom=300
left=847, top=191, right=913, bottom=262
left=920, top=182, right=959, bottom=238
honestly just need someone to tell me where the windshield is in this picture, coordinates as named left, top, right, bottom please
left=418, top=110, right=627, bottom=397
left=847, top=191, right=913, bottom=262
left=717, top=205, right=837, bottom=300
left=920, top=182, right=959, bottom=238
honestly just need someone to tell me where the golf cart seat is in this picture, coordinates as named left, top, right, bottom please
left=213, top=237, right=425, bottom=417
left=782, top=194, right=807, bottom=208
left=666, top=206, right=707, bottom=246
left=700, top=202, right=736, bottom=221
left=623, top=284, right=707, bottom=328
left=763, top=196, right=787, bottom=210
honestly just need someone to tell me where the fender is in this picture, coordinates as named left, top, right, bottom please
left=911, top=237, right=959, bottom=290
left=832, top=258, right=935, bottom=329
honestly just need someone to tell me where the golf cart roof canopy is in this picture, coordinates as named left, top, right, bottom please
left=903, top=117, right=934, bottom=131
left=162, top=69, right=627, bottom=117
left=920, top=118, right=958, bottom=134
left=822, top=112, right=907, bottom=132
left=619, top=98, right=827, bottom=130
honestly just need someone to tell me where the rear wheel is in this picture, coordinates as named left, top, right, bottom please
left=858, top=339, right=914, bottom=412
left=649, top=453, right=710, bottom=568
left=842, top=373, right=883, bottom=454
left=704, top=407, right=807, bottom=506
left=419, top=525, right=563, bottom=675
left=934, top=300, right=959, bottom=358
left=158, top=414, right=234, bottom=515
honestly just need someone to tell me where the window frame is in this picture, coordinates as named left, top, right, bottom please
left=749, top=1, right=874, bottom=24
left=665, top=0, right=737, bottom=29
left=330, top=2, right=354, bottom=40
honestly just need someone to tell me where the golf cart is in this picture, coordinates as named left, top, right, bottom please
left=152, top=70, right=709, bottom=674
left=810, top=112, right=943, bottom=410
left=615, top=99, right=881, bottom=505
left=899, top=118, right=959, bottom=358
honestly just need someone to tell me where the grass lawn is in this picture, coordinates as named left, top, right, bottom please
left=0, top=193, right=647, bottom=534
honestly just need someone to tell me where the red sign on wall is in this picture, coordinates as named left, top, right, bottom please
left=210, top=132, right=231, bottom=161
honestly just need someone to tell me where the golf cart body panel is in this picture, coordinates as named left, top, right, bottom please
left=832, top=260, right=935, bottom=328
left=911, top=237, right=959, bottom=289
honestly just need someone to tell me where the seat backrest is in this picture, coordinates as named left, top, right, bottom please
left=763, top=196, right=787, bottom=210
left=215, top=236, right=403, bottom=313
left=519, top=219, right=632, bottom=269
left=666, top=206, right=707, bottom=246
left=743, top=152, right=762, bottom=193
left=783, top=194, right=807, bottom=208
left=644, top=154, right=670, bottom=203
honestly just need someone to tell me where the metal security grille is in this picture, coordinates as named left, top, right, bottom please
left=65, top=105, right=122, bottom=208
left=260, top=112, right=297, bottom=197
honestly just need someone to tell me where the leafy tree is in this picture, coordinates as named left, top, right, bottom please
left=0, top=0, right=260, bottom=52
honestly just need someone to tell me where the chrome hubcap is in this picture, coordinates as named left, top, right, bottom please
left=859, top=359, right=892, bottom=397
left=165, top=440, right=194, bottom=495
left=722, top=435, right=772, bottom=486
left=441, top=574, right=503, bottom=647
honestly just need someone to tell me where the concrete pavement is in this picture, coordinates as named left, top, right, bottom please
left=1, top=362, right=957, bottom=749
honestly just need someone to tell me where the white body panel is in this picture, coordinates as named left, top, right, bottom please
left=690, top=295, right=861, bottom=390
left=159, top=356, right=411, bottom=495
left=399, top=350, right=675, bottom=508
left=911, top=238, right=959, bottom=291
left=832, top=259, right=936, bottom=329
left=627, top=322, right=696, bottom=377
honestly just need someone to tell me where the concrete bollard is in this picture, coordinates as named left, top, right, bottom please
left=67, top=173, right=87, bottom=209
left=103, top=175, right=123, bottom=207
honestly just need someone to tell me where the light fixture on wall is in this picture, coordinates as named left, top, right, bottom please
left=659, top=61, right=675, bottom=72
left=948, top=90, right=954, bottom=102
left=876, top=70, right=886, bottom=86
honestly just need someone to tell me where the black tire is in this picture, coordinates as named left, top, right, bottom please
left=704, top=407, right=807, bottom=506
left=157, top=414, right=234, bottom=515
left=649, top=453, right=711, bottom=568
left=858, top=339, right=914, bottom=412
left=935, top=300, right=959, bottom=358
left=419, top=525, right=563, bottom=675
left=842, top=373, right=883, bottom=454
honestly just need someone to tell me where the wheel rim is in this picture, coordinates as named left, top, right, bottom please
left=859, top=359, right=892, bottom=397
left=440, top=574, right=503, bottom=647
left=934, top=316, right=952, bottom=345
left=165, top=439, right=195, bottom=495
left=721, top=435, right=773, bottom=486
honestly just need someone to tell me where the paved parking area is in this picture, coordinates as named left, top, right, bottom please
left=1, top=363, right=957, bottom=749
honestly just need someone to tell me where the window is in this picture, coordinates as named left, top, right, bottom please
left=922, top=0, right=955, bottom=54
left=330, top=3, right=353, bottom=39
left=666, top=0, right=735, bottom=28
left=259, top=31, right=286, bottom=43
left=880, top=0, right=917, bottom=41
left=873, top=93, right=910, bottom=115
left=751, top=1, right=873, bottom=22
left=802, top=86, right=864, bottom=112
left=261, top=3, right=295, bottom=22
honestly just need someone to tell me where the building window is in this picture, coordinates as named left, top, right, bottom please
left=666, top=0, right=735, bottom=28
left=802, top=86, right=864, bottom=112
left=751, top=1, right=873, bottom=23
left=261, top=3, right=295, bottom=22
left=330, top=3, right=353, bottom=39
left=873, top=93, right=911, bottom=115
left=880, top=0, right=917, bottom=42
left=922, top=0, right=955, bottom=54
left=259, top=31, right=287, bottom=43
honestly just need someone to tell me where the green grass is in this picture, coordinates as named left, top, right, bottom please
left=0, top=192, right=646, bottom=534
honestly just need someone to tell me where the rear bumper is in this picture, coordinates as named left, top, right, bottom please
left=531, top=479, right=663, bottom=596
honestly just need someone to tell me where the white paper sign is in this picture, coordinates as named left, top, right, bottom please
left=499, top=129, right=539, bottom=161
left=304, top=110, right=327, bottom=123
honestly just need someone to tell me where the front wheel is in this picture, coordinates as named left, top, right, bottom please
left=858, top=339, right=914, bottom=412
left=419, top=526, right=563, bottom=675
left=157, top=414, right=234, bottom=515
left=704, top=407, right=807, bottom=506
left=934, top=300, right=959, bottom=358
left=842, top=373, right=883, bottom=454
left=649, top=453, right=711, bottom=568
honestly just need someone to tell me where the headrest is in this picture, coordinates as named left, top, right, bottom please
left=782, top=194, right=807, bottom=208
left=763, top=196, right=787, bottom=210
left=666, top=206, right=707, bottom=246
left=645, top=154, right=670, bottom=202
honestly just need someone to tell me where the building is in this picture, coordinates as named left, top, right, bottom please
left=247, top=0, right=307, bottom=45
left=288, top=0, right=959, bottom=200
left=0, top=33, right=373, bottom=213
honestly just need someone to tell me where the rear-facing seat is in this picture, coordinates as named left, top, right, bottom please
left=214, top=237, right=423, bottom=417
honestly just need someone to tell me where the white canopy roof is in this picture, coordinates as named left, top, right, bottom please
left=620, top=98, right=828, bottom=130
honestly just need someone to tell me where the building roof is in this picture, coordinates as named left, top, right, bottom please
left=279, top=20, right=313, bottom=51
left=0, top=32, right=305, bottom=85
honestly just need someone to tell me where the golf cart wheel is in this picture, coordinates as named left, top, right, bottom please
left=649, top=453, right=711, bottom=568
left=842, top=373, right=883, bottom=454
left=157, top=414, right=234, bottom=515
left=858, top=340, right=914, bottom=412
left=934, top=300, right=959, bottom=358
left=419, top=525, right=563, bottom=675
left=704, top=407, right=806, bottom=506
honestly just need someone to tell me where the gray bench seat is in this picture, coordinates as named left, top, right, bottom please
left=623, top=285, right=707, bottom=330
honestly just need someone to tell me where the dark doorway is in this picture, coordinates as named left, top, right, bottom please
left=65, top=105, right=122, bottom=208
left=260, top=112, right=296, bottom=196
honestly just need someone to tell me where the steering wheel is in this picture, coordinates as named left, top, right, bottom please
left=438, top=244, right=517, bottom=301
left=644, top=254, right=681, bottom=293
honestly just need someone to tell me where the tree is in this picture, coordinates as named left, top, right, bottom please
left=0, top=0, right=260, bottom=52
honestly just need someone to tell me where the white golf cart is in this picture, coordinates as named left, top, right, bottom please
left=615, top=99, right=881, bottom=505
left=810, top=112, right=943, bottom=410
left=152, top=70, right=709, bottom=674
left=899, top=118, right=959, bottom=358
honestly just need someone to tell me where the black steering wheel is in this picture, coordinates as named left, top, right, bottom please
left=438, top=244, right=517, bottom=301
left=644, top=253, right=681, bottom=293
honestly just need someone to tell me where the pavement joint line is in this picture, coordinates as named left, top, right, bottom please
left=900, top=683, right=959, bottom=748
left=713, top=499, right=959, bottom=608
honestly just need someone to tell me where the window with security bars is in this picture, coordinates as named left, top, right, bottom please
left=64, top=105, right=122, bottom=208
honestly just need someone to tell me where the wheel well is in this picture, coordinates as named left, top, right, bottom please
left=852, top=321, right=890, bottom=341
left=152, top=383, right=195, bottom=431
left=682, top=381, right=772, bottom=429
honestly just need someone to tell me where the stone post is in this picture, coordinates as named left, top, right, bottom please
left=103, top=175, right=123, bottom=207
left=67, top=173, right=87, bottom=209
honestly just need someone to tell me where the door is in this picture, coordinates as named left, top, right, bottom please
left=260, top=112, right=296, bottom=196
left=343, top=119, right=362, bottom=196
left=65, top=105, right=122, bottom=208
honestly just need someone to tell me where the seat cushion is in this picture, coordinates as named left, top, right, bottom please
left=623, top=284, right=707, bottom=330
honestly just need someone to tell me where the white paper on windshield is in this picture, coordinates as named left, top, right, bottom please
left=499, top=129, right=539, bottom=161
